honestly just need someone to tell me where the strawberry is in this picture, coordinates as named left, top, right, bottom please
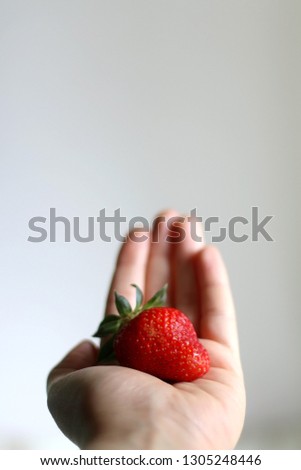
left=93, top=285, right=210, bottom=382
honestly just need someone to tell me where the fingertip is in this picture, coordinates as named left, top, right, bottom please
left=151, top=210, right=180, bottom=240
left=47, top=340, right=99, bottom=392
left=152, top=209, right=180, bottom=223
left=196, top=244, right=229, bottom=285
left=199, top=244, right=220, bottom=263
left=71, top=340, right=99, bottom=361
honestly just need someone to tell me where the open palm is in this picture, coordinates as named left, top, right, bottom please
left=47, top=211, right=246, bottom=449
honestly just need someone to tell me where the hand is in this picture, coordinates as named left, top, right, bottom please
left=47, top=211, right=246, bottom=449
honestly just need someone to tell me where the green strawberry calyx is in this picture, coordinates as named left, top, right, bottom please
left=93, top=284, right=167, bottom=362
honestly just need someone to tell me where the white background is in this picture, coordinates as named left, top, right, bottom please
left=0, top=0, right=300, bottom=449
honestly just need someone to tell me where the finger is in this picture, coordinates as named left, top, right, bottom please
left=47, top=340, right=98, bottom=392
left=172, top=216, right=205, bottom=333
left=195, top=245, right=240, bottom=356
left=145, top=210, right=179, bottom=304
left=105, top=230, right=150, bottom=315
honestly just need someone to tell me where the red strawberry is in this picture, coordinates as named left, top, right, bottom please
left=93, top=285, right=210, bottom=382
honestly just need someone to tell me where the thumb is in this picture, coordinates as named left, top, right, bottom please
left=47, top=340, right=98, bottom=392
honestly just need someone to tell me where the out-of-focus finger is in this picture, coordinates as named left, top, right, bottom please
left=195, top=245, right=240, bottom=357
left=145, top=210, right=179, bottom=305
left=105, top=230, right=150, bottom=315
left=172, top=216, right=205, bottom=332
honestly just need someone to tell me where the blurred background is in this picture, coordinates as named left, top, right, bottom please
left=0, top=0, right=300, bottom=449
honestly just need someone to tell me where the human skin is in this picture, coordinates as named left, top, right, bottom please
left=47, top=211, right=246, bottom=449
